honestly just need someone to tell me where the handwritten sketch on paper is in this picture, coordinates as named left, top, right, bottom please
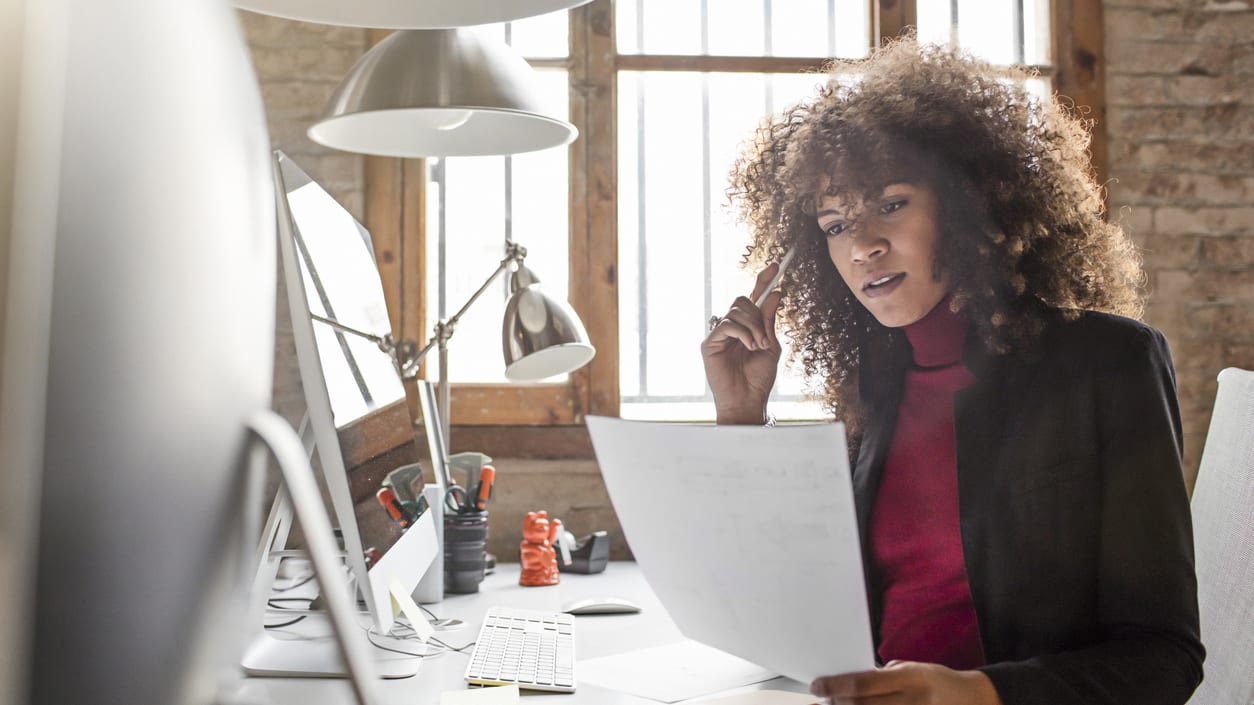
left=585, top=417, right=875, bottom=684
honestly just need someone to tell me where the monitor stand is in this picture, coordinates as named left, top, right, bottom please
left=240, top=466, right=421, bottom=679
left=242, top=410, right=398, bottom=700
left=242, top=621, right=419, bottom=679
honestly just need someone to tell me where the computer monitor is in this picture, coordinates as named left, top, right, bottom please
left=21, top=1, right=280, bottom=703
left=241, top=152, right=440, bottom=679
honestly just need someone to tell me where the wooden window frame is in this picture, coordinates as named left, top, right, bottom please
left=359, top=0, right=1105, bottom=458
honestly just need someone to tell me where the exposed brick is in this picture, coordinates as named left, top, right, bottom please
left=1106, top=0, right=1213, bottom=9
left=1200, top=235, right=1254, bottom=268
left=1108, top=138, right=1254, bottom=174
left=238, top=11, right=365, bottom=49
left=1139, top=233, right=1202, bottom=269
left=1107, top=39, right=1231, bottom=76
left=250, top=46, right=364, bottom=83
left=1112, top=203, right=1154, bottom=235
left=1181, top=7, right=1254, bottom=41
left=1171, top=338, right=1228, bottom=370
left=1157, top=206, right=1254, bottom=234
left=1109, top=172, right=1254, bottom=206
left=1176, top=364, right=1222, bottom=412
left=1144, top=301, right=1190, bottom=336
left=1105, top=8, right=1185, bottom=43
left=1211, top=302, right=1254, bottom=338
left=1156, top=269, right=1254, bottom=301
left=1106, top=75, right=1169, bottom=106
left=1222, top=341, right=1254, bottom=367
left=1166, top=75, right=1251, bottom=106
left=258, top=80, right=339, bottom=119
left=1105, top=106, right=1254, bottom=141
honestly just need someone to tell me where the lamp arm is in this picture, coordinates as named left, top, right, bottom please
left=309, top=311, right=396, bottom=356
left=400, top=242, right=527, bottom=377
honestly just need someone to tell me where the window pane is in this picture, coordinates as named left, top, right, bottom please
left=620, top=0, right=871, bottom=58
left=618, top=71, right=828, bottom=421
left=707, top=0, right=765, bottom=56
left=918, top=0, right=1050, bottom=67
left=425, top=69, right=570, bottom=385
left=478, top=11, right=570, bottom=58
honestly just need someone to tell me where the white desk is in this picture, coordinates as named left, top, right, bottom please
left=237, top=562, right=809, bottom=705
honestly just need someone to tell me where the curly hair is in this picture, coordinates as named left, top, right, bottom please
left=727, top=39, right=1144, bottom=438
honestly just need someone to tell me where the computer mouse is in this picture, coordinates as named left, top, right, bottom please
left=559, top=595, right=642, bottom=615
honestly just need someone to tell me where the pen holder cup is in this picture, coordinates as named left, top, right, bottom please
left=444, top=510, right=489, bottom=594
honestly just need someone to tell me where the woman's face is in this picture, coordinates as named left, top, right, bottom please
left=814, top=181, right=949, bottom=328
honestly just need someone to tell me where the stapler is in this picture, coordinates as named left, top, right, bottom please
left=556, top=530, right=610, bottom=574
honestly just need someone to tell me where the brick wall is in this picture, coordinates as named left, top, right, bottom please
left=1105, top=0, right=1254, bottom=487
left=241, top=2, right=1253, bottom=537
left=239, top=12, right=366, bottom=432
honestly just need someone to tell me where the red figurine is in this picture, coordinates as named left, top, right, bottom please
left=519, top=510, right=562, bottom=587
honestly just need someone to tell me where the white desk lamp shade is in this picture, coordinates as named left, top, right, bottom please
left=308, top=28, right=577, bottom=158
left=503, top=265, right=595, bottom=381
left=233, top=0, right=594, bottom=29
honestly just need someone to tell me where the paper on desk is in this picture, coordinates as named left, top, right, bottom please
left=389, top=575, right=434, bottom=642
left=440, top=684, right=519, bottom=705
left=687, top=689, right=823, bottom=705
left=585, top=417, right=875, bottom=684
left=578, top=639, right=777, bottom=703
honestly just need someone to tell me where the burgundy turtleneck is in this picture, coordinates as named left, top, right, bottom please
left=869, top=300, right=984, bottom=670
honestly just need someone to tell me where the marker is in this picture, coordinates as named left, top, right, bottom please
left=376, top=487, right=411, bottom=528
left=473, top=465, right=496, bottom=511
left=753, top=244, right=798, bottom=308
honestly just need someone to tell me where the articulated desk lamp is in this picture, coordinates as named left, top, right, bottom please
left=290, top=13, right=593, bottom=476
left=310, top=239, right=595, bottom=467
left=231, top=4, right=592, bottom=703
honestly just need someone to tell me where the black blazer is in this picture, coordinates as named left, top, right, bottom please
left=851, top=309, right=1204, bottom=705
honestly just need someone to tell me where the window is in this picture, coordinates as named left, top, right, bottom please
left=369, top=0, right=1102, bottom=429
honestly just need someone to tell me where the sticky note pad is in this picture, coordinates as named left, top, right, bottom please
left=388, top=575, right=434, bottom=643
left=440, top=684, right=521, bottom=705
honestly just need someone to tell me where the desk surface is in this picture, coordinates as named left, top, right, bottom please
left=236, top=561, right=807, bottom=705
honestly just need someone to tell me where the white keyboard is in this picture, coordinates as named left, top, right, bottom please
left=464, top=606, right=576, bottom=693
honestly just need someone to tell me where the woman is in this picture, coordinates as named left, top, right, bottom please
left=702, top=41, right=1203, bottom=705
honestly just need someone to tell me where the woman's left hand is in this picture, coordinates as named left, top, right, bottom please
left=810, top=661, right=1002, bottom=705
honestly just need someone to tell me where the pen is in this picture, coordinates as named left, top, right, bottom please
left=473, top=465, right=496, bottom=511
left=376, top=487, right=411, bottom=528
left=753, top=244, right=798, bottom=308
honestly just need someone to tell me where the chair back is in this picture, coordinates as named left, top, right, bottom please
left=1187, top=367, right=1254, bottom=705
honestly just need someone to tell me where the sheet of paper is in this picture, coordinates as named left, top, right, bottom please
left=585, top=417, right=875, bottom=684
left=439, top=684, right=520, bottom=705
left=688, top=689, right=822, bottom=705
left=388, top=575, right=434, bottom=642
left=578, top=640, right=777, bottom=703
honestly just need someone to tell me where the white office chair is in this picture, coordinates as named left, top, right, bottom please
left=1187, top=367, right=1254, bottom=705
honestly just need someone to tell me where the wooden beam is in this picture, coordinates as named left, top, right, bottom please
left=617, top=54, right=834, bottom=74
left=875, top=0, right=917, bottom=47
left=570, top=0, right=620, bottom=418
left=1052, top=0, right=1107, bottom=194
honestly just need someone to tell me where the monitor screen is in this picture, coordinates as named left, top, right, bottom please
left=274, top=151, right=438, bottom=635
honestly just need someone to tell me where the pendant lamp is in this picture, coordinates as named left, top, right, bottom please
left=233, top=0, right=594, bottom=29
left=307, top=27, right=577, bottom=158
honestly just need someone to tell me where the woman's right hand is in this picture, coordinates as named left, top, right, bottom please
left=701, top=262, right=785, bottom=425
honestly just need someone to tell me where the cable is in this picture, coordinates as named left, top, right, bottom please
left=364, top=630, right=436, bottom=658
left=267, top=597, right=315, bottom=610
left=265, top=615, right=308, bottom=629
left=430, top=636, right=476, bottom=653
left=272, top=573, right=316, bottom=592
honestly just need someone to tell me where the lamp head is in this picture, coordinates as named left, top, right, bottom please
left=308, top=28, right=577, bottom=158
left=502, top=264, right=595, bottom=381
